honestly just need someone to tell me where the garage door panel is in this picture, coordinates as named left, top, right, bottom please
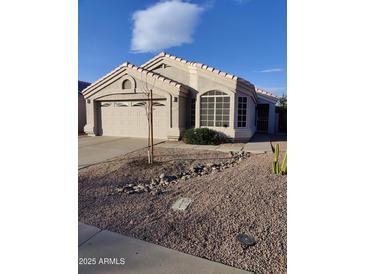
left=99, top=100, right=167, bottom=139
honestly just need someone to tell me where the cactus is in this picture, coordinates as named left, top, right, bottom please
left=276, top=161, right=280, bottom=174
left=271, top=144, right=287, bottom=175
left=272, top=160, right=277, bottom=173
left=281, top=152, right=287, bottom=175
left=274, top=144, right=279, bottom=161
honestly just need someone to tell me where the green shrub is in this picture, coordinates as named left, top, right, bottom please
left=182, top=128, right=225, bottom=145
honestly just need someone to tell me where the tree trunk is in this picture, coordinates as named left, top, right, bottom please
left=150, top=89, right=154, bottom=164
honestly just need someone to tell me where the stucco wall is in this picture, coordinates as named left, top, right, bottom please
left=153, top=63, right=190, bottom=86
left=83, top=57, right=278, bottom=141
left=83, top=66, right=188, bottom=141
left=78, top=93, right=86, bottom=133
left=228, top=93, right=256, bottom=141
left=151, top=59, right=257, bottom=140
left=178, top=96, right=187, bottom=131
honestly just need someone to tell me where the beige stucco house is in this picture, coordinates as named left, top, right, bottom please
left=82, top=52, right=278, bottom=141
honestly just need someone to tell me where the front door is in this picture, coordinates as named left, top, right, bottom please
left=256, top=104, right=269, bottom=133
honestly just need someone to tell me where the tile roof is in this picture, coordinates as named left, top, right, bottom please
left=141, top=52, right=255, bottom=88
left=255, top=88, right=279, bottom=99
left=82, top=61, right=182, bottom=94
left=82, top=53, right=278, bottom=100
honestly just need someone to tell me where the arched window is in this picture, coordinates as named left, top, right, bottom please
left=200, top=90, right=230, bottom=127
left=122, top=79, right=132, bottom=89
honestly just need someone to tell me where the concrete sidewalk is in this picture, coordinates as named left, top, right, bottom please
left=79, top=223, right=252, bottom=274
left=243, top=134, right=273, bottom=154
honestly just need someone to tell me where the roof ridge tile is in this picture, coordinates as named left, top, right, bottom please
left=143, top=52, right=256, bottom=88
left=83, top=61, right=181, bottom=93
left=255, top=87, right=278, bottom=99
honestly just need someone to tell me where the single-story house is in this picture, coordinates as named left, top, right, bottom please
left=78, top=81, right=91, bottom=133
left=82, top=52, right=279, bottom=141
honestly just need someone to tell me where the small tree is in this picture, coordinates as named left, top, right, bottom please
left=277, top=94, right=287, bottom=109
left=141, top=71, right=156, bottom=164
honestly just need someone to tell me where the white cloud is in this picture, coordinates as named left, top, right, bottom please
left=258, top=68, right=284, bottom=73
left=131, top=0, right=204, bottom=53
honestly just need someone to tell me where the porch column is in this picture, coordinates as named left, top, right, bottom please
left=268, top=103, right=276, bottom=134
left=84, top=99, right=98, bottom=136
left=167, top=95, right=182, bottom=141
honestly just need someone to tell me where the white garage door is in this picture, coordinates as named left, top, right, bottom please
left=98, top=100, right=168, bottom=139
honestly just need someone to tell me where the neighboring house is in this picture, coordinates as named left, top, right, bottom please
left=78, top=81, right=91, bottom=133
left=82, top=52, right=279, bottom=141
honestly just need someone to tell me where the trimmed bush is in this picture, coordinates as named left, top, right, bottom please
left=182, top=128, right=225, bottom=145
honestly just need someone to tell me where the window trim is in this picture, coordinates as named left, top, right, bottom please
left=237, top=96, right=247, bottom=128
left=200, top=91, right=230, bottom=128
left=191, top=98, right=196, bottom=128
left=121, top=79, right=132, bottom=89
left=119, top=74, right=136, bottom=91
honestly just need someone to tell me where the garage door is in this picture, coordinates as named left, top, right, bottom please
left=98, top=100, right=168, bottom=139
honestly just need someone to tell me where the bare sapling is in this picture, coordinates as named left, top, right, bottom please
left=141, top=70, right=156, bottom=164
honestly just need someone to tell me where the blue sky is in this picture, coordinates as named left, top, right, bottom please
left=79, top=0, right=286, bottom=95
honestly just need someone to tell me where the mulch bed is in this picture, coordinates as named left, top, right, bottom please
left=79, top=147, right=287, bottom=274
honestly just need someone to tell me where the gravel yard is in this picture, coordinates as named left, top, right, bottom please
left=79, top=146, right=287, bottom=274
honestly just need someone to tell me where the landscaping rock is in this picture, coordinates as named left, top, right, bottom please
left=115, top=187, right=124, bottom=193
left=164, top=175, right=177, bottom=182
left=236, top=233, right=256, bottom=247
left=152, top=189, right=163, bottom=196
left=114, top=147, right=250, bottom=196
left=171, top=197, right=192, bottom=211
left=79, top=146, right=287, bottom=274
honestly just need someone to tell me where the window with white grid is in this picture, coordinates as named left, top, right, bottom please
left=200, top=91, right=230, bottom=127
left=237, top=97, right=247, bottom=127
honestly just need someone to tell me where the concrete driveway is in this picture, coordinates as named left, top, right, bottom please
left=79, top=223, right=252, bottom=274
left=78, top=136, right=164, bottom=169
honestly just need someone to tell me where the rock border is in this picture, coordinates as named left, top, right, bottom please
left=114, top=150, right=251, bottom=195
